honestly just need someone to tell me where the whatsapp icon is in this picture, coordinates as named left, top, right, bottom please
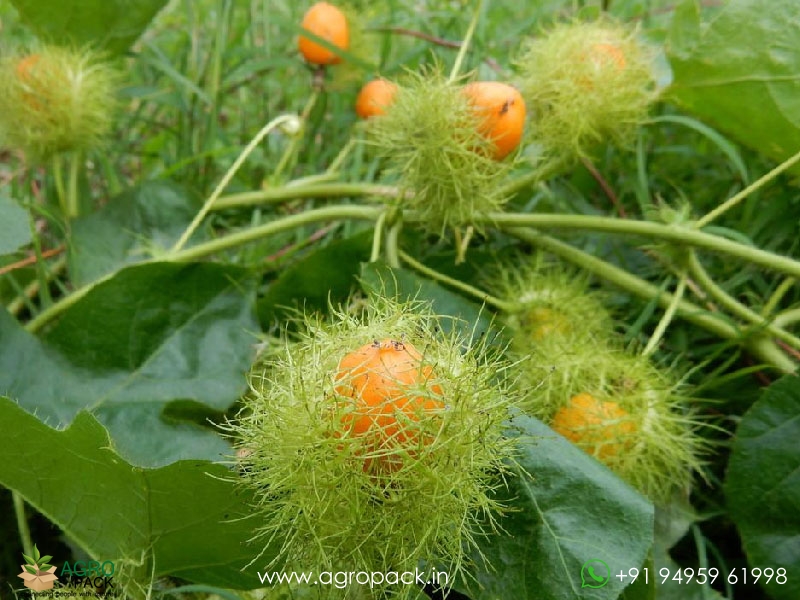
left=580, top=559, right=610, bottom=588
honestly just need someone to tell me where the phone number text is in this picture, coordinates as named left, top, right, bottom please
left=616, top=567, right=787, bottom=586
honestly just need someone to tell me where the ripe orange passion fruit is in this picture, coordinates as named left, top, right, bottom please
left=298, top=2, right=349, bottom=66
left=550, top=393, right=636, bottom=460
left=462, top=81, right=526, bottom=160
left=355, top=78, right=398, bottom=119
left=334, top=339, right=445, bottom=453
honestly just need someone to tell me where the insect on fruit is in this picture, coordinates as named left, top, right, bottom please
left=334, top=338, right=445, bottom=468
left=355, top=78, right=398, bottom=119
left=462, top=81, right=526, bottom=160
left=298, top=2, right=349, bottom=66
left=550, top=392, right=636, bottom=460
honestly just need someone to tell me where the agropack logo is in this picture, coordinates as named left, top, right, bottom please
left=18, top=544, right=118, bottom=595
left=18, top=545, right=58, bottom=591
left=60, top=558, right=117, bottom=590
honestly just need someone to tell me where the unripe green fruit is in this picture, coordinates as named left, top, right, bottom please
left=516, top=18, right=658, bottom=158
left=0, top=46, right=117, bottom=160
left=226, top=297, right=520, bottom=590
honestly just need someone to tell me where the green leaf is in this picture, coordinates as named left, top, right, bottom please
left=9, top=0, right=169, bottom=55
left=22, top=553, right=36, bottom=566
left=0, top=262, right=258, bottom=467
left=38, top=555, right=53, bottom=564
left=0, top=194, right=32, bottom=256
left=0, top=396, right=270, bottom=588
left=460, top=414, right=654, bottom=600
left=24, top=565, right=38, bottom=575
left=33, top=544, right=40, bottom=561
left=667, top=0, right=800, bottom=167
left=726, top=374, right=800, bottom=600
left=257, top=231, right=372, bottom=328
left=69, top=181, right=205, bottom=287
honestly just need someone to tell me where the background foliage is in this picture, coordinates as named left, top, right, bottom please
left=1, top=0, right=799, bottom=599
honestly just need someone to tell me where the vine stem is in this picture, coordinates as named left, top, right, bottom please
left=775, top=308, right=800, bottom=329
left=212, top=187, right=800, bottom=282
left=326, top=137, right=357, bottom=175
left=67, top=152, right=81, bottom=218
left=686, top=252, right=800, bottom=349
left=479, top=212, right=800, bottom=279
left=52, top=156, right=68, bottom=218
left=210, top=155, right=565, bottom=211
left=370, top=211, right=387, bottom=262
left=26, top=205, right=383, bottom=334
left=448, top=0, right=484, bottom=82
left=271, top=90, right=320, bottom=182
left=384, top=222, right=402, bottom=268
left=763, top=276, right=796, bottom=317
left=13, top=491, right=33, bottom=559
left=171, top=114, right=298, bottom=253
left=508, top=227, right=797, bottom=373
left=210, top=177, right=800, bottom=283
left=27, top=213, right=54, bottom=308
left=399, top=250, right=517, bottom=312
left=695, top=147, right=800, bottom=228
left=642, top=272, right=687, bottom=357
left=7, top=257, right=67, bottom=316
left=212, top=182, right=401, bottom=210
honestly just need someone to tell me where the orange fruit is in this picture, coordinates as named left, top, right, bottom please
left=590, top=43, right=626, bottom=71
left=16, top=54, right=41, bottom=81
left=462, top=81, right=526, bottom=160
left=355, top=78, right=397, bottom=119
left=550, top=393, right=636, bottom=460
left=298, top=2, right=349, bottom=66
left=16, top=54, right=48, bottom=111
left=576, top=43, right=627, bottom=90
left=334, top=339, right=445, bottom=466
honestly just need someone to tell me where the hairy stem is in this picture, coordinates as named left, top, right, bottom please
left=687, top=252, right=800, bottom=349
left=482, top=212, right=800, bottom=279
left=26, top=205, right=383, bottom=334
left=171, top=205, right=382, bottom=261
left=508, top=228, right=797, bottom=373
left=213, top=182, right=400, bottom=210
